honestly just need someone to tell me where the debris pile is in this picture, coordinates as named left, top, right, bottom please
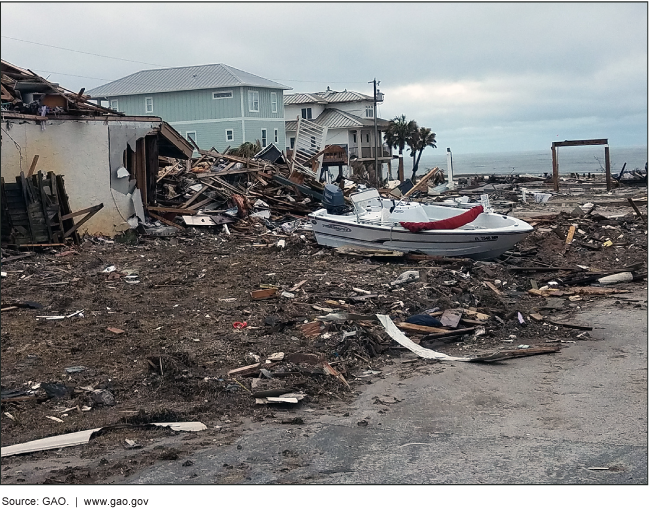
left=1, top=60, right=120, bottom=118
left=146, top=147, right=356, bottom=233
left=0, top=170, right=646, bottom=461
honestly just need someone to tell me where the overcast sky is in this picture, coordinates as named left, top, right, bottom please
left=2, top=1, right=647, bottom=153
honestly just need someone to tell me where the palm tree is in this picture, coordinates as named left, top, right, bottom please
left=384, top=115, right=418, bottom=182
left=408, top=127, right=437, bottom=182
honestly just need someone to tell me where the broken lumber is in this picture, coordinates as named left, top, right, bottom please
left=227, top=363, right=261, bottom=377
left=547, top=320, right=593, bottom=331
left=468, top=346, right=560, bottom=363
left=396, top=322, right=449, bottom=334
left=250, top=288, right=278, bottom=300
left=403, top=167, right=440, bottom=198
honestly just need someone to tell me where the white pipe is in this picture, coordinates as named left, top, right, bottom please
left=446, top=148, right=455, bottom=189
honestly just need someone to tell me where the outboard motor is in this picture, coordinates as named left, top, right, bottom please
left=322, top=184, right=348, bottom=214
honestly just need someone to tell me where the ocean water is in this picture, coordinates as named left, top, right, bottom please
left=394, top=145, right=648, bottom=178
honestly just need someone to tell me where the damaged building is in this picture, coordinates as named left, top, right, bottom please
left=1, top=60, right=193, bottom=240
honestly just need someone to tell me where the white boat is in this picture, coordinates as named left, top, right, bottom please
left=308, top=188, right=533, bottom=260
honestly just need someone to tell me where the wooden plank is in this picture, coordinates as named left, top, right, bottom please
left=181, top=185, right=208, bottom=208
left=60, top=204, right=103, bottom=221
left=186, top=196, right=215, bottom=211
left=552, top=139, right=608, bottom=147
left=27, top=155, right=39, bottom=177
left=146, top=206, right=197, bottom=215
left=565, top=225, right=576, bottom=244
left=396, top=322, right=449, bottom=334
left=147, top=211, right=185, bottom=230
left=627, top=198, right=646, bottom=223
left=63, top=204, right=104, bottom=238
left=404, top=167, right=440, bottom=198
left=547, top=320, right=592, bottom=331
left=250, top=288, right=278, bottom=300
left=469, top=346, right=560, bottom=363
left=484, top=281, right=503, bottom=295
left=227, top=363, right=261, bottom=377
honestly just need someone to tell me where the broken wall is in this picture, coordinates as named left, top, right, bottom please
left=1, top=118, right=157, bottom=236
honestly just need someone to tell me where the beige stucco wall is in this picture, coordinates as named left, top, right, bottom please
left=1, top=118, right=154, bottom=236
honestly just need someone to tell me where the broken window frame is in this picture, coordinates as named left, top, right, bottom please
left=186, top=131, right=197, bottom=144
left=110, top=99, right=119, bottom=111
left=301, top=107, right=312, bottom=120
left=261, top=128, right=267, bottom=148
left=213, top=90, right=233, bottom=100
left=271, top=92, right=278, bottom=113
left=225, top=129, right=234, bottom=142
left=145, top=97, right=153, bottom=114
left=248, top=90, right=260, bottom=112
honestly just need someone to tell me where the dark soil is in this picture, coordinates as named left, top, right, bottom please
left=1, top=207, right=646, bottom=482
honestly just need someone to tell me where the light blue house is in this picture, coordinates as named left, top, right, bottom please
left=87, top=64, right=291, bottom=153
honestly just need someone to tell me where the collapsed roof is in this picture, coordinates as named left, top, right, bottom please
left=1, top=59, right=121, bottom=118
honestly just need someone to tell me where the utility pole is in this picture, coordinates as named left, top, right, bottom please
left=369, top=78, right=379, bottom=186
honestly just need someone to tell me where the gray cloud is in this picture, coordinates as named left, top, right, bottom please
left=1, top=2, right=646, bottom=153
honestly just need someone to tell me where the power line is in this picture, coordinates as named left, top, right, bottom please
left=4, top=35, right=372, bottom=87
left=1, top=35, right=164, bottom=67
left=32, top=69, right=114, bottom=81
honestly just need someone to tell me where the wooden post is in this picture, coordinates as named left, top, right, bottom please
left=605, top=145, right=611, bottom=191
left=551, top=145, right=559, bottom=191
left=145, top=134, right=158, bottom=205
left=135, top=137, right=147, bottom=204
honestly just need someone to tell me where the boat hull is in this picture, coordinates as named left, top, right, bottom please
left=309, top=210, right=532, bottom=260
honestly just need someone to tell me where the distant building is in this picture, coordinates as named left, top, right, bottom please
left=88, top=64, right=291, bottom=153
left=284, top=88, right=392, bottom=178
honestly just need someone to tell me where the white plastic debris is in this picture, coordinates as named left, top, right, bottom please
left=598, top=272, right=634, bottom=285
left=391, top=270, right=420, bottom=286
left=116, top=167, right=129, bottom=178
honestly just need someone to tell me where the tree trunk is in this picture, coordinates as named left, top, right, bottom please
left=398, top=148, right=405, bottom=182
left=411, top=150, right=424, bottom=182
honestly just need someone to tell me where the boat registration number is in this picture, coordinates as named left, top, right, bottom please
left=474, top=235, right=499, bottom=242
left=322, top=223, right=352, bottom=233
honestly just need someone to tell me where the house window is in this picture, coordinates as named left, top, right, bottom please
left=213, top=90, right=233, bottom=99
left=290, top=137, right=295, bottom=149
left=186, top=131, right=197, bottom=145
left=225, top=129, right=234, bottom=142
left=261, top=129, right=267, bottom=148
left=271, top=92, right=278, bottom=113
left=110, top=99, right=119, bottom=111
left=366, top=105, right=374, bottom=118
left=145, top=97, right=153, bottom=113
left=366, top=134, right=370, bottom=143
left=352, top=133, right=357, bottom=143
left=274, top=128, right=278, bottom=143
left=301, top=107, right=312, bottom=119
left=248, top=90, right=259, bottom=112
